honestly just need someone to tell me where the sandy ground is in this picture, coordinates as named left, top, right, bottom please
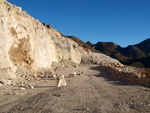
left=0, top=66, right=150, bottom=113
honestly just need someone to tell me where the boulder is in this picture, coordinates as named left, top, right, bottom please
left=56, top=75, right=67, bottom=87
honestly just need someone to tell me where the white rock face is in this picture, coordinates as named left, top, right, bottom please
left=0, top=0, right=123, bottom=82
left=0, top=1, right=82, bottom=71
left=0, top=1, right=13, bottom=69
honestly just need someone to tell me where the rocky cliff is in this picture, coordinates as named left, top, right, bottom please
left=0, top=0, right=125, bottom=84
left=0, top=0, right=82, bottom=72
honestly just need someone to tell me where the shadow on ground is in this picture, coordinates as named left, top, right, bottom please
left=89, top=66, right=137, bottom=86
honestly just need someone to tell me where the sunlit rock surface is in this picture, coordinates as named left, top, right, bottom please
left=0, top=0, right=82, bottom=72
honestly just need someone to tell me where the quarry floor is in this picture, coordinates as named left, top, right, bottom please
left=0, top=66, right=150, bottom=113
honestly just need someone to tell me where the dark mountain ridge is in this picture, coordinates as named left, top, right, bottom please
left=86, top=38, right=150, bottom=68
left=134, top=38, right=150, bottom=56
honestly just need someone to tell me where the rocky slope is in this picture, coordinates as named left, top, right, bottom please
left=0, top=0, right=123, bottom=84
left=0, top=0, right=83, bottom=71
left=0, top=0, right=84, bottom=84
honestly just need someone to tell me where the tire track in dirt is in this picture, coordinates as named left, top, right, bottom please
left=6, top=87, right=63, bottom=113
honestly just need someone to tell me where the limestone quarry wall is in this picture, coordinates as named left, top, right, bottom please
left=0, top=0, right=82, bottom=72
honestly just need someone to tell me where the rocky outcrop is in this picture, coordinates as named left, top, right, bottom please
left=0, top=0, right=84, bottom=84
left=0, top=0, right=126, bottom=86
left=0, top=0, right=82, bottom=72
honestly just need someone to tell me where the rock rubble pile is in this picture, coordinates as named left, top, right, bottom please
left=99, top=63, right=150, bottom=87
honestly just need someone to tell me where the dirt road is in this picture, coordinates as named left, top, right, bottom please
left=0, top=66, right=150, bottom=113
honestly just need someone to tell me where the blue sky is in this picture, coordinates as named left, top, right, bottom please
left=7, top=0, right=150, bottom=47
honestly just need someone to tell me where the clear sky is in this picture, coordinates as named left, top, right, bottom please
left=7, top=0, right=150, bottom=47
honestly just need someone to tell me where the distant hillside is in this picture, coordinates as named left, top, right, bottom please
left=94, top=42, right=121, bottom=56
left=135, top=38, right=150, bottom=56
left=86, top=38, right=150, bottom=68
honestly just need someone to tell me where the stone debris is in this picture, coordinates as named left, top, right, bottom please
left=20, top=87, right=26, bottom=90
left=19, top=82, right=34, bottom=89
left=69, top=72, right=77, bottom=77
left=99, top=64, right=150, bottom=87
left=49, top=70, right=57, bottom=79
left=27, top=83, right=34, bottom=89
left=52, top=59, right=79, bottom=68
left=7, top=90, right=20, bottom=95
left=81, top=52, right=122, bottom=67
left=85, top=107, right=90, bottom=111
left=56, top=75, right=67, bottom=87
left=51, top=74, right=57, bottom=79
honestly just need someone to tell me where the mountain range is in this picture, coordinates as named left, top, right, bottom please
left=66, top=36, right=150, bottom=68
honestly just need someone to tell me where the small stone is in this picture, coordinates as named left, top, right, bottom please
left=20, top=87, right=26, bottom=90
left=31, top=86, right=34, bottom=89
left=74, top=64, right=78, bottom=68
left=69, top=72, right=77, bottom=77
left=73, top=72, right=77, bottom=75
left=52, top=74, right=57, bottom=78
left=84, top=107, right=90, bottom=111
left=57, top=75, right=67, bottom=87
left=27, top=83, right=34, bottom=89
left=50, top=70, right=55, bottom=75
